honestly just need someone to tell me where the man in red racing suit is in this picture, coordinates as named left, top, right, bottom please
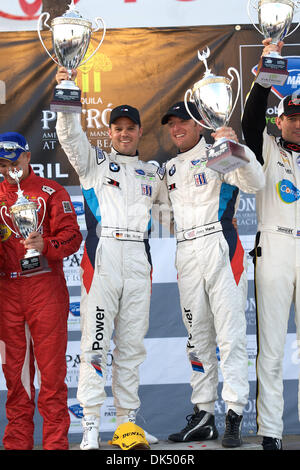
left=0, top=132, right=82, bottom=450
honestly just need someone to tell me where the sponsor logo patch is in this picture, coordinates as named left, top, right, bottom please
left=169, top=164, right=176, bottom=176
left=62, top=200, right=73, bottom=213
left=42, top=185, right=56, bottom=195
left=194, top=173, right=207, bottom=186
left=277, top=179, right=300, bottom=204
left=141, top=184, right=152, bottom=196
left=109, top=162, right=120, bottom=172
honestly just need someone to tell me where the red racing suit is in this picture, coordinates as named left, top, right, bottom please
left=0, top=167, right=82, bottom=450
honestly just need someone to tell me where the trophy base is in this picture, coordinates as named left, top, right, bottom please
left=20, top=254, right=51, bottom=276
left=255, top=56, right=288, bottom=87
left=206, top=140, right=250, bottom=174
left=50, top=87, right=82, bottom=114
left=56, top=80, right=80, bottom=91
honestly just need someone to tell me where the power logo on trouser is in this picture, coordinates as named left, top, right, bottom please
left=91, top=306, right=105, bottom=373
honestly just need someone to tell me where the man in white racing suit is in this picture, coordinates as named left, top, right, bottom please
left=55, top=68, right=171, bottom=449
left=242, top=39, right=300, bottom=450
left=162, top=101, right=265, bottom=448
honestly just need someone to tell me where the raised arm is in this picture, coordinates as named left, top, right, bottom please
left=55, top=67, right=102, bottom=188
left=241, top=38, right=284, bottom=165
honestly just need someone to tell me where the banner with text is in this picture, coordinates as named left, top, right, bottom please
left=0, top=25, right=299, bottom=443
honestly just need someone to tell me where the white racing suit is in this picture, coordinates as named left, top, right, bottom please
left=242, top=82, right=300, bottom=439
left=56, top=113, right=170, bottom=416
left=254, top=132, right=300, bottom=438
left=166, top=137, right=265, bottom=415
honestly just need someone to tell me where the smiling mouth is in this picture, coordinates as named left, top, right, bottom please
left=175, top=133, right=185, bottom=138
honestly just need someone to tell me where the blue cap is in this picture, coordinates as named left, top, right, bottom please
left=0, top=132, right=30, bottom=162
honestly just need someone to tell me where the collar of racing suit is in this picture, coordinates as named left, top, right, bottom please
left=278, top=137, right=300, bottom=154
left=111, top=146, right=139, bottom=164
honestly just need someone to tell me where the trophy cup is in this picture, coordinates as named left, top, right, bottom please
left=0, top=169, right=47, bottom=274
left=38, top=0, right=106, bottom=113
left=247, top=0, right=300, bottom=86
left=184, top=48, right=249, bottom=174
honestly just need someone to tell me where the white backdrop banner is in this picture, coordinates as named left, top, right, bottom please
left=0, top=0, right=254, bottom=31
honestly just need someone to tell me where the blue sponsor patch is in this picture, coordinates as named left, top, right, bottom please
left=72, top=201, right=85, bottom=216
left=277, top=179, right=300, bottom=204
left=157, top=164, right=166, bottom=180
left=68, top=403, right=84, bottom=419
left=95, top=148, right=106, bottom=165
left=69, top=302, right=80, bottom=317
left=135, top=169, right=145, bottom=176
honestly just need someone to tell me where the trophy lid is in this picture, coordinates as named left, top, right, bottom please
left=192, top=75, right=231, bottom=93
left=51, top=2, right=92, bottom=28
left=10, top=200, right=37, bottom=213
left=259, top=0, right=295, bottom=7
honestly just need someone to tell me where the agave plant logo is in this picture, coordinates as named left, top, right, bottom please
left=77, top=42, right=112, bottom=93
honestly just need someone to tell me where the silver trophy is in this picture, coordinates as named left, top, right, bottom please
left=247, top=0, right=300, bottom=85
left=0, top=169, right=47, bottom=274
left=38, top=0, right=106, bottom=113
left=184, top=48, right=249, bottom=174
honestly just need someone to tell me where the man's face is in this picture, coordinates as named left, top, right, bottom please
left=109, top=117, right=142, bottom=156
left=0, top=152, right=31, bottom=184
left=166, top=116, right=202, bottom=152
left=276, top=115, right=300, bottom=144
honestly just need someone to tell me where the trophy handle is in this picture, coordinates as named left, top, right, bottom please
left=285, top=22, right=300, bottom=37
left=279, top=0, right=300, bottom=38
left=247, top=0, right=264, bottom=36
left=227, top=67, right=241, bottom=123
left=0, top=206, right=19, bottom=237
left=36, top=197, right=46, bottom=232
left=184, top=89, right=212, bottom=130
left=37, top=12, right=60, bottom=66
left=284, top=6, right=300, bottom=38
left=80, top=17, right=107, bottom=66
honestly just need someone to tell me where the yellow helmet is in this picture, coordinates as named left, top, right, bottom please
left=109, top=422, right=150, bottom=450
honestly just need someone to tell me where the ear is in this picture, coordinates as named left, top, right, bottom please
left=20, top=151, right=31, bottom=165
left=275, top=116, right=283, bottom=131
left=138, top=126, right=143, bottom=138
left=195, top=122, right=204, bottom=136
